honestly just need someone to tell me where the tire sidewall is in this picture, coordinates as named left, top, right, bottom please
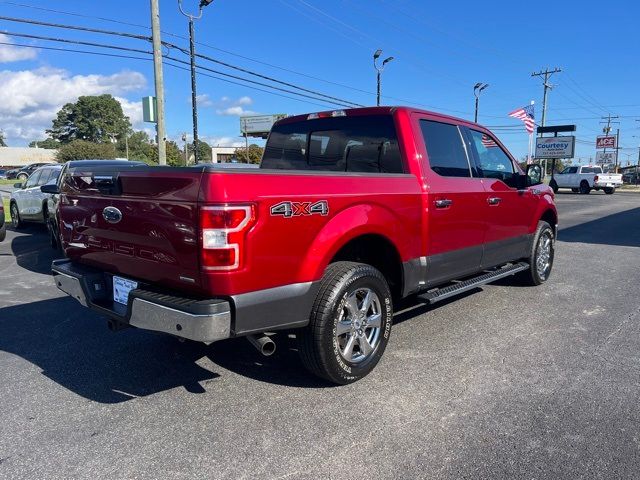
left=322, top=267, right=393, bottom=383
left=531, top=222, right=554, bottom=284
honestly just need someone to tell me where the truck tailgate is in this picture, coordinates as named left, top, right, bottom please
left=60, top=166, right=204, bottom=292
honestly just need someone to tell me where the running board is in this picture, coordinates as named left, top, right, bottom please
left=418, top=262, right=529, bottom=304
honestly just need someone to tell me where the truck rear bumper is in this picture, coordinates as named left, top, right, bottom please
left=52, top=259, right=231, bottom=343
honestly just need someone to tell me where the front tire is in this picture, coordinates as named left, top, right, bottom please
left=519, top=221, right=555, bottom=286
left=604, top=187, right=615, bottom=195
left=298, top=261, right=393, bottom=385
left=10, top=202, right=23, bottom=229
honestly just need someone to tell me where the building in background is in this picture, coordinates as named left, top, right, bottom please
left=211, top=146, right=237, bottom=163
left=0, top=148, right=57, bottom=168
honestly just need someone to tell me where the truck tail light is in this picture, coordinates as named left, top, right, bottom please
left=200, top=205, right=255, bottom=271
left=594, top=175, right=599, bottom=182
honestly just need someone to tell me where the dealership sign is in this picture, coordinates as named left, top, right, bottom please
left=596, top=135, right=617, bottom=149
left=596, top=151, right=617, bottom=164
left=534, top=136, right=575, bottom=159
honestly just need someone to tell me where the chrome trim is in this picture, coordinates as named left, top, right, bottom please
left=130, top=299, right=230, bottom=343
left=53, top=271, right=88, bottom=307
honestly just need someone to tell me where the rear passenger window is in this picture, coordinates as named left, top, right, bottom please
left=261, top=115, right=404, bottom=173
left=420, top=120, right=471, bottom=178
left=37, top=168, right=52, bottom=186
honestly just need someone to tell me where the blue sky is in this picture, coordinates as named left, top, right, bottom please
left=0, top=0, right=639, bottom=163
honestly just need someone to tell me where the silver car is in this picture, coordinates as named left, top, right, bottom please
left=10, top=164, right=63, bottom=228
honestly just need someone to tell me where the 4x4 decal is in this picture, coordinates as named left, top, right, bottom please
left=270, top=200, right=329, bottom=218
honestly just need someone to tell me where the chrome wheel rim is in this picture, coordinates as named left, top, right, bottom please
left=536, top=232, right=552, bottom=279
left=10, top=204, right=19, bottom=228
left=335, top=288, right=382, bottom=364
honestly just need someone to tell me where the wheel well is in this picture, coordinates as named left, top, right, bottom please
left=540, top=209, right=557, bottom=236
left=330, top=234, right=403, bottom=300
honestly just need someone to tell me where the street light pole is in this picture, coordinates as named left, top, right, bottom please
left=473, top=83, right=489, bottom=123
left=373, top=49, right=394, bottom=106
left=178, top=0, right=214, bottom=164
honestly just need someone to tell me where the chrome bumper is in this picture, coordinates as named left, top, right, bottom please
left=52, top=260, right=231, bottom=343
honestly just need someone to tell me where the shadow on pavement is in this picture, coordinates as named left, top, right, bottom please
left=559, top=207, right=640, bottom=248
left=0, top=297, right=220, bottom=403
left=10, top=224, right=63, bottom=275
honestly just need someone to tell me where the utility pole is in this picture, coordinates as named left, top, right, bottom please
left=531, top=67, right=561, bottom=128
left=150, top=0, right=167, bottom=165
left=599, top=114, right=619, bottom=167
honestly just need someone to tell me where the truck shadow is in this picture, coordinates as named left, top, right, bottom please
left=10, top=224, right=63, bottom=275
left=558, top=207, right=640, bottom=247
left=0, top=297, right=220, bottom=403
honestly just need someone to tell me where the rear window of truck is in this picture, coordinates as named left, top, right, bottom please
left=261, top=115, right=404, bottom=173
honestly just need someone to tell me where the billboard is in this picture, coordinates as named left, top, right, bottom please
left=596, top=151, right=617, bottom=164
left=534, top=136, right=575, bottom=159
left=240, top=114, right=287, bottom=136
left=596, top=136, right=617, bottom=149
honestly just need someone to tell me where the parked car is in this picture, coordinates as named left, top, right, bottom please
left=41, top=160, right=146, bottom=249
left=51, top=106, right=557, bottom=384
left=0, top=201, right=5, bottom=242
left=5, top=168, right=19, bottom=180
left=550, top=165, right=623, bottom=194
left=9, top=164, right=63, bottom=228
left=622, top=170, right=639, bottom=185
left=11, top=163, right=55, bottom=182
left=0, top=169, right=7, bottom=179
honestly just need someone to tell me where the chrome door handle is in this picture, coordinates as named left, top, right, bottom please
left=434, top=199, right=453, bottom=208
left=487, top=197, right=501, bottom=205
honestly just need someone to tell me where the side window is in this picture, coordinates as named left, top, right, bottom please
left=37, top=168, right=52, bottom=186
left=420, top=120, right=471, bottom=177
left=468, top=130, right=518, bottom=187
left=25, top=170, right=42, bottom=188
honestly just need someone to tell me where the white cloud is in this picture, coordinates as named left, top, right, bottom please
left=237, top=96, right=253, bottom=106
left=0, top=67, right=146, bottom=142
left=195, top=94, right=213, bottom=107
left=216, top=106, right=256, bottom=116
left=0, top=33, right=38, bottom=63
left=203, top=136, right=245, bottom=148
left=115, top=96, right=144, bottom=127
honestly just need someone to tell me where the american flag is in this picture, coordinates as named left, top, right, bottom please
left=481, top=134, right=498, bottom=149
left=508, top=104, right=535, bottom=134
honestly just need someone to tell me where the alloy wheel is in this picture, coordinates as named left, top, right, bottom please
left=335, top=287, right=382, bottom=364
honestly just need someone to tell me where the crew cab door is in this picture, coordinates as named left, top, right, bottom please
left=18, top=169, right=43, bottom=218
left=416, top=117, right=486, bottom=285
left=465, top=128, right=538, bottom=268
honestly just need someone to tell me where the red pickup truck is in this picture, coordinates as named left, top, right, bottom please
left=52, top=107, right=557, bottom=384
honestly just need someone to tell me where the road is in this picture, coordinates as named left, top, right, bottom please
left=1, top=192, right=639, bottom=479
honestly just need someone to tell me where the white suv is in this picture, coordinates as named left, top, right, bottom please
left=10, top=164, right=63, bottom=228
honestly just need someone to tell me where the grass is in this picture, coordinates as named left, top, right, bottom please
left=2, top=197, right=9, bottom=222
left=0, top=179, right=18, bottom=186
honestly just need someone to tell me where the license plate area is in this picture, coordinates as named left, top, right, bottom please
left=113, top=275, right=138, bottom=305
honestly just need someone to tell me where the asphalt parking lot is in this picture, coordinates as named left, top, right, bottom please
left=1, top=191, right=639, bottom=479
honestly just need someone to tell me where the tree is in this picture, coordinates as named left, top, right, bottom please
left=196, top=139, right=212, bottom=163
left=56, top=140, right=117, bottom=162
left=0, top=131, right=6, bottom=147
left=234, top=144, right=264, bottom=164
left=47, top=94, right=131, bottom=144
left=116, top=131, right=155, bottom=163
left=29, top=138, right=60, bottom=149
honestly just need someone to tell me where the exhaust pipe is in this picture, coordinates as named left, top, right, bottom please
left=247, top=334, right=276, bottom=356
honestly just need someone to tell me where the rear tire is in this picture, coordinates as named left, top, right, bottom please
left=571, top=188, right=579, bottom=193
left=579, top=181, right=591, bottom=194
left=16, top=173, right=27, bottom=182
left=604, top=187, right=615, bottom=195
left=298, top=261, right=393, bottom=385
left=518, top=221, right=554, bottom=286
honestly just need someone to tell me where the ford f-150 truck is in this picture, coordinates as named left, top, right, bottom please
left=51, top=107, right=557, bottom=384
left=550, top=165, right=623, bottom=194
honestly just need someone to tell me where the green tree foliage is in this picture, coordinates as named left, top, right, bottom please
left=196, top=139, right=212, bottom=163
left=56, top=140, right=117, bottom=162
left=47, top=95, right=131, bottom=144
left=234, top=144, right=264, bottom=164
left=0, top=131, right=6, bottom=147
left=29, top=138, right=60, bottom=149
left=116, top=131, right=155, bottom=163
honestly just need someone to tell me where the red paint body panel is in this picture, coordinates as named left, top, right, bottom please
left=59, top=106, right=557, bottom=299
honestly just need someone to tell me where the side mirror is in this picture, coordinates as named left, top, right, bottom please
left=13, top=182, right=24, bottom=189
left=41, top=183, right=60, bottom=194
left=526, top=164, right=543, bottom=186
